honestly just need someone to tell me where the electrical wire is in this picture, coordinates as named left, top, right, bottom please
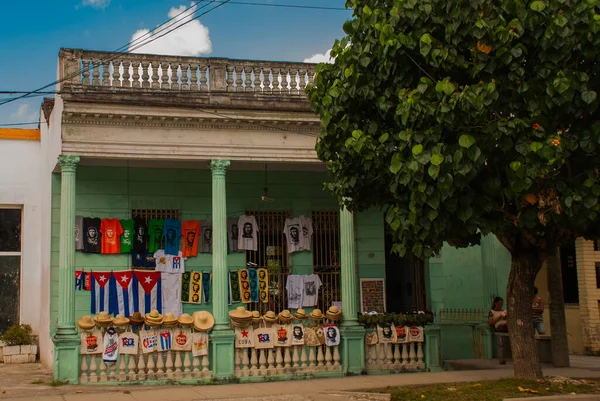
left=0, top=122, right=40, bottom=127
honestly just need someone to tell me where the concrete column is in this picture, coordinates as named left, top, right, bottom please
left=209, top=159, right=235, bottom=378
left=339, top=204, right=365, bottom=374
left=52, top=155, right=80, bottom=383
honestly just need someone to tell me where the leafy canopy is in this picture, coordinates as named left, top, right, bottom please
left=309, top=0, right=600, bottom=258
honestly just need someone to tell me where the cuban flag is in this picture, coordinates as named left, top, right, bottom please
left=132, top=270, right=162, bottom=314
left=75, top=270, right=84, bottom=291
left=110, top=271, right=134, bottom=316
left=91, top=271, right=112, bottom=314
left=158, top=330, right=172, bottom=351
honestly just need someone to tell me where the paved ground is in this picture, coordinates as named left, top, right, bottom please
left=1, top=356, right=599, bottom=401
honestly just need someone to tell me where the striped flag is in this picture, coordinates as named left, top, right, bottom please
left=110, top=271, right=134, bottom=316
left=75, top=270, right=84, bottom=291
left=91, top=271, right=112, bottom=314
left=132, top=270, right=162, bottom=314
left=158, top=330, right=172, bottom=351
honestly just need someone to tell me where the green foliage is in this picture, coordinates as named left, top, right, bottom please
left=308, top=0, right=600, bottom=259
left=0, top=324, right=33, bottom=346
left=358, top=312, right=434, bottom=328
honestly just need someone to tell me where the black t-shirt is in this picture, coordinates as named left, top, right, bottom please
left=83, top=217, right=101, bottom=254
left=133, top=218, right=148, bottom=252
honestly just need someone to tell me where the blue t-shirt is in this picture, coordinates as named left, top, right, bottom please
left=163, top=219, right=182, bottom=255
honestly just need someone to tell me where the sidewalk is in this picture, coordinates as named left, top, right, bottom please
left=1, top=362, right=600, bottom=401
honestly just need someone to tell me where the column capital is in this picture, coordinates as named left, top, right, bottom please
left=58, top=155, right=80, bottom=172
left=210, top=159, right=231, bottom=175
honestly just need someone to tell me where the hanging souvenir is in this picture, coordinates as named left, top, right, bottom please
left=248, top=268, right=259, bottom=303
left=377, top=324, right=396, bottom=343
left=103, top=327, right=119, bottom=363
left=254, top=327, right=276, bottom=349
left=118, top=331, right=139, bottom=355
left=158, top=329, right=172, bottom=352
left=323, top=324, right=340, bottom=347
left=303, top=327, right=320, bottom=347
left=112, top=270, right=134, bottom=317
left=314, top=325, right=326, bottom=345
left=139, top=329, right=158, bottom=354
left=132, top=270, right=162, bottom=314
left=181, top=271, right=202, bottom=304
left=192, top=332, right=209, bottom=357
left=239, top=269, right=251, bottom=304
left=408, top=325, right=424, bottom=342
left=80, top=331, right=103, bottom=355
left=90, top=271, right=112, bottom=314
left=365, top=331, right=379, bottom=345
left=202, top=272, right=211, bottom=303
left=229, top=270, right=241, bottom=304
left=395, top=325, right=408, bottom=344
left=171, top=328, right=192, bottom=352
left=291, top=324, right=305, bottom=346
left=234, top=326, right=255, bottom=349
left=257, top=268, right=269, bottom=303
left=275, top=324, right=292, bottom=347
left=75, top=270, right=86, bottom=291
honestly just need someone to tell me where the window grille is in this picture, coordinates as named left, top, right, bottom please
left=312, top=211, right=341, bottom=312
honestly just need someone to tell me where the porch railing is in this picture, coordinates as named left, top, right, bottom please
left=364, top=334, right=426, bottom=371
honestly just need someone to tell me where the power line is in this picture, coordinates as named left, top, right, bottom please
left=216, top=1, right=346, bottom=11
left=0, top=122, right=39, bottom=127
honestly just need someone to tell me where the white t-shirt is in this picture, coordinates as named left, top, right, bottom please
left=299, top=216, right=313, bottom=251
left=302, top=274, right=322, bottom=307
left=161, top=272, right=182, bottom=316
left=284, top=217, right=302, bottom=253
left=238, top=215, right=259, bottom=251
left=154, top=250, right=185, bottom=274
left=286, top=275, right=304, bottom=309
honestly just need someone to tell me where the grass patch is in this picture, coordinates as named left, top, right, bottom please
left=371, top=378, right=600, bottom=401
left=30, top=380, right=45, bottom=385
left=48, top=379, right=69, bottom=387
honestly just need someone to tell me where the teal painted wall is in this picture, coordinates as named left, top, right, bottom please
left=50, top=166, right=385, bottom=336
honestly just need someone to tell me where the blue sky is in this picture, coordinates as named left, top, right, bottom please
left=0, top=0, right=350, bottom=127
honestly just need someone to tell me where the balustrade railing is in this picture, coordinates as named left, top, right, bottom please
left=60, top=49, right=316, bottom=96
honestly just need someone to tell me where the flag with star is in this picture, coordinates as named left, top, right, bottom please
left=234, top=327, right=255, bottom=348
left=110, top=270, right=134, bottom=316
left=132, top=270, right=162, bottom=314
left=90, top=271, right=112, bottom=314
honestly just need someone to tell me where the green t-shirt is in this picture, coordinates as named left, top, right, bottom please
left=120, top=219, right=134, bottom=253
left=148, top=219, right=165, bottom=253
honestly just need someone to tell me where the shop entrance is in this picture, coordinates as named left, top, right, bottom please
left=384, top=231, right=426, bottom=313
left=0, top=208, right=21, bottom=332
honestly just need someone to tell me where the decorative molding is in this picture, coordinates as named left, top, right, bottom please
left=210, top=159, right=231, bottom=175
left=57, top=155, right=80, bottom=171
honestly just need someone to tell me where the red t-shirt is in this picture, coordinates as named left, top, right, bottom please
left=100, top=218, right=124, bottom=254
left=181, top=220, right=201, bottom=257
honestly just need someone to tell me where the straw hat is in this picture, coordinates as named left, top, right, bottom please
left=163, top=312, right=178, bottom=327
left=129, top=312, right=144, bottom=327
left=278, top=310, right=293, bottom=324
left=309, top=309, right=324, bottom=321
left=178, top=313, right=193, bottom=326
left=113, top=314, right=130, bottom=327
left=145, top=310, right=164, bottom=327
left=94, top=311, right=113, bottom=328
left=77, top=315, right=95, bottom=331
left=263, top=310, right=277, bottom=323
left=294, top=309, right=307, bottom=320
left=229, top=306, right=252, bottom=320
left=326, top=306, right=343, bottom=321
left=251, top=310, right=262, bottom=324
left=193, top=311, right=215, bottom=332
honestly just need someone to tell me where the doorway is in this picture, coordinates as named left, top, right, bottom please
left=0, top=208, right=21, bottom=332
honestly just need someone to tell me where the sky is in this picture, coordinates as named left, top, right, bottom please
left=0, top=0, right=349, bottom=127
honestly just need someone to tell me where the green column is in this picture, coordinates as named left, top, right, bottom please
left=52, top=155, right=81, bottom=384
left=339, top=204, right=365, bottom=374
left=209, top=159, right=235, bottom=379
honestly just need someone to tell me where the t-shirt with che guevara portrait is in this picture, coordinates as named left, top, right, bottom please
left=100, top=218, right=123, bottom=254
left=120, top=219, right=134, bottom=254
left=83, top=217, right=101, bottom=254
left=148, top=219, right=164, bottom=253
left=163, top=218, right=182, bottom=256
left=181, top=220, right=200, bottom=257
left=133, top=218, right=148, bottom=252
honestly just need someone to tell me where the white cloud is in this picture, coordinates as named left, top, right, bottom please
left=11, top=104, right=37, bottom=122
left=129, top=3, right=212, bottom=57
left=304, top=49, right=334, bottom=64
left=82, top=0, right=110, bottom=9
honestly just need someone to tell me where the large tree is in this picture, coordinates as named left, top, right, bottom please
left=308, top=0, right=600, bottom=379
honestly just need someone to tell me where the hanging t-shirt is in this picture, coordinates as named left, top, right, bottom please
left=75, top=215, right=84, bottom=251
left=299, top=215, right=314, bottom=251
left=132, top=251, right=156, bottom=269
left=120, top=219, right=134, bottom=254
left=286, top=275, right=304, bottom=309
left=148, top=219, right=164, bottom=253
left=181, top=220, right=200, bottom=257
left=284, top=217, right=302, bottom=253
left=100, top=218, right=123, bottom=254
left=154, top=250, right=185, bottom=274
left=302, top=274, right=322, bottom=307
left=133, top=218, right=148, bottom=252
left=83, top=217, right=102, bottom=254
left=237, top=215, right=259, bottom=251
left=227, top=217, right=241, bottom=253
left=161, top=273, right=183, bottom=316
left=200, top=220, right=213, bottom=254
left=163, top=219, right=182, bottom=255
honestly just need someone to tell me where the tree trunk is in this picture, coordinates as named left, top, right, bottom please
left=506, top=251, right=544, bottom=380
left=547, top=251, right=570, bottom=367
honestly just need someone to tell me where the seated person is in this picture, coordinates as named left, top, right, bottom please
left=488, top=296, right=508, bottom=332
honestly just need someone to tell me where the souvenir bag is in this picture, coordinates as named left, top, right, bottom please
left=118, top=331, right=139, bottom=355
left=103, top=327, right=119, bottom=363
left=314, top=325, right=326, bottom=345
left=365, top=331, right=378, bottom=345
left=192, top=332, right=209, bottom=357
left=377, top=324, right=396, bottom=343
left=291, top=324, right=305, bottom=346
left=171, top=329, right=192, bottom=352
left=303, top=327, right=320, bottom=347
left=254, top=327, right=276, bottom=349
left=158, top=329, right=172, bottom=352
left=395, top=325, right=408, bottom=344
left=323, top=324, right=340, bottom=347
left=275, top=324, right=292, bottom=347
left=408, top=326, right=424, bottom=342
left=234, top=327, right=255, bottom=349
left=139, top=329, right=157, bottom=354
left=80, top=330, right=103, bottom=354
